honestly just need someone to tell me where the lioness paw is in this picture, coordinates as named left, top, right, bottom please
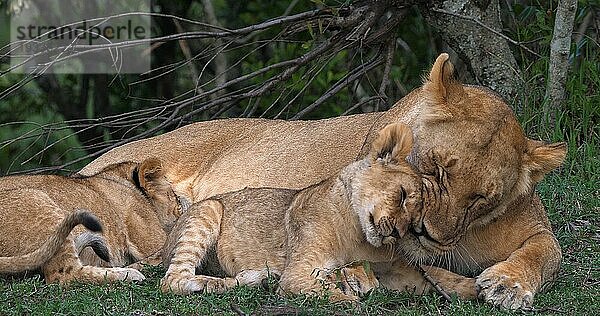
left=476, top=264, right=534, bottom=310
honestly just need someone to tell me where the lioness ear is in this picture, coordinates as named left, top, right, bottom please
left=136, top=158, right=168, bottom=194
left=422, top=53, right=464, bottom=121
left=523, top=140, right=567, bottom=183
left=371, top=123, right=414, bottom=165
left=427, top=53, right=454, bottom=100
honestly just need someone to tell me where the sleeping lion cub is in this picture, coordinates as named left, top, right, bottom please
left=161, top=123, right=421, bottom=301
left=0, top=158, right=183, bottom=285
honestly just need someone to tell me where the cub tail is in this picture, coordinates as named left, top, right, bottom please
left=0, top=209, right=103, bottom=274
left=74, top=232, right=111, bottom=263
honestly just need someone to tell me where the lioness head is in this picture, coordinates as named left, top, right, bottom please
left=354, top=123, right=422, bottom=247
left=400, top=54, right=567, bottom=259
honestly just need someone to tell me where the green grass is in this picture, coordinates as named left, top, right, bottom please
left=1, top=171, right=598, bottom=316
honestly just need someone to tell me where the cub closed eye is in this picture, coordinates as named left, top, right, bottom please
left=398, top=187, right=407, bottom=205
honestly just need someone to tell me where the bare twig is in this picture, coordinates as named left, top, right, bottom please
left=172, top=19, right=201, bottom=92
left=230, top=303, right=247, bottom=316
left=200, top=0, right=228, bottom=99
left=418, top=265, right=453, bottom=302
left=291, top=50, right=385, bottom=119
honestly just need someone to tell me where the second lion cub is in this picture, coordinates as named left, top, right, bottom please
left=161, top=123, right=421, bottom=301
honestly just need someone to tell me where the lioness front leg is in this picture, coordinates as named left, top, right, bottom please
left=373, top=260, right=476, bottom=299
left=477, top=230, right=561, bottom=310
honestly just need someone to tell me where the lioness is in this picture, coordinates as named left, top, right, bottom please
left=80, top=54, right=566, bottom=309
left=161, top=123, right=422, bottom=301
left=0, top=158, right=183, bottom=285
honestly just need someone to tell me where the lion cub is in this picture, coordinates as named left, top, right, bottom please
left=161, top=123, right=421, bottom=301
left=0, top=158, right=183, bottom=285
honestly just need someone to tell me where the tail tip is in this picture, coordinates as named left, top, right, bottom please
left=77, top=210, right=103, bottom=233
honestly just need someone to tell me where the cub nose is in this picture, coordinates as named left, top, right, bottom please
left=376, top=216, right=395, bottom=237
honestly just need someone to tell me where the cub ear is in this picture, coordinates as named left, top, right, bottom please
left=422, top=53, right=464, bottom=121
left=523, top=140, right=567, bottom=183
left=371, top=123, right=414, bottom=165
left=136, top=158, right=169, bottom=194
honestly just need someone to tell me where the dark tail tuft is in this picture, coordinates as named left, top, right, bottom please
left=74, top=232, right=111, bottom=263
left=88, top=238, right=111, bottom=262
left=77, top=211, right=103, bottom=233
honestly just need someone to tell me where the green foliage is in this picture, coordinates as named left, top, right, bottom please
left=0, top=71, right=87, bottom=173
left=512, top=1, right=599, bottom=180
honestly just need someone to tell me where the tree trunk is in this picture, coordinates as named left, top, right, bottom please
left=421, top=0, right=521, bottom=111
left=544, top=0, right=577, bottom=126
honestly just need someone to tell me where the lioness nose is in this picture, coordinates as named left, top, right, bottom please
left=391, top=227, right=402, bottom=239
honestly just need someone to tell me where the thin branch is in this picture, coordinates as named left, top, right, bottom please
left=377, top=38, right=396, bottom=111
left=544, top=0, right=578, bottom=125
left=173, top=18, right=202, bottom=92
left=292, top=48, right=385, bottom=120
left=418, top=265, right=453, bottom=302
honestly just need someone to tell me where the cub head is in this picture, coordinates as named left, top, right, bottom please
left=355, top=123, right=422, bottom=247
left=400, top=53, right=567, bottom=259
left=133, top=158, right=187, bottom=228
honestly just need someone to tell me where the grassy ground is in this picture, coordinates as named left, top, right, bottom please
left=0, top=171, right=598, bottom=316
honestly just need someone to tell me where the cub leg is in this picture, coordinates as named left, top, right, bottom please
left=165, top=269, right=274, bottom=294
left=160, top=200, right=224, bottom=294
left=476, top=230, right=561, bottom=310
left=43, top=236, right=144, bottom=285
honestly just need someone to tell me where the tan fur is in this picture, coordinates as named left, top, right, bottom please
left=81, top=54, right=566, bottom=309
left=0, top=158, right=182, bottom=285
left=160, top=124, right=420, bottom=301
left=0, top=210, right=102, bottom=273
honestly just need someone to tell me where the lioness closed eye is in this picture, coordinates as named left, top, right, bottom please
left=160, top=123, right=421, bottom=301
left=0, top=158, right=183, bottom=285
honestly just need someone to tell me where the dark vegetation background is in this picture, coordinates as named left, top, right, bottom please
left=0, top=0, right=598, bottom=315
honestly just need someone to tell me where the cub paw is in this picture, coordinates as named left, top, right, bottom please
left=161, top=274, right=228, bottom=295
left=110, top=267, right=146, bottom=282
left=476, top=264, right=535, bottom=310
